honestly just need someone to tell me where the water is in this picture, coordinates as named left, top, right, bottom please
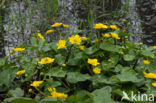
left=0, top=0, right=156, bottom=56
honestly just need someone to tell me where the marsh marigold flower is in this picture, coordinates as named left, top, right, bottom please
left=139, top=42, right=143, bottom=46
left=143, top=72, right=156, bottom=79
left=13, top=48, right=25, bottom=52
left=110, top=25, right=119, bottom=30
left=57, top=40, right=66, bottom=49
left=93, top=67, right=101, bottom=74
left=9, top=50, right=14, bottom=54
left=51, top=22, right=63, bottom=27
left=46, top=30, right=54, bottom=34
left=79, top=45, right=84, bottom=51
left=152, top=83, right=156, bottom=87
left=102, top=33, right=110, bottom=38
left=153, top=46, right=156, bottom=50
left=88, top=58, right=100, bottom=66
left=62, top=64, right=66, bottom=67
left=38, top=57, right=55, bottom=65
left=69, top=35, right=82, bottom=45
left=48, top=87, right=68, bottom=98
left=111, top=32, right=120, bottom=39
left=93, top=23, right=108, bottom=29
left=30, top=81, right=43, bottom=87
left=63, top=24, right=70, bottom=28
left=143, top=60, right=150, bottom=65
left=38, top=33, right=44, bottom=39
left=16, top=70, right=26, bottom=75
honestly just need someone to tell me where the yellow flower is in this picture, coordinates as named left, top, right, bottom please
left=81, top=37, right=88, bottom=40
left=102, top=33, right=111, bottom=38
left=63, top=24, right=70, bottom=28
left=69, top=35, right=82, bottom=45
left=51, top=22, right=63, bottom=27
left=30, top=81, right=43, bottom=87
left=88, top=58, right=100, bottom=66
left=143, top=60, right=150, bottom=65
left=110, top=25, right=119, bottom=30
left=152, top=83, right=156, bottom=87
left=46, top=30, right=54, bottom=34
left=93, top=23, right=108, bottom=29
left=111, top=32, right=120, bottom=39
left=62, top=64, right=66, bottom=67
left=38, top=33, right=44, bottom=39
left=57, top=40, right=66, bottom=49
left=16, top=70, right=26, bottom=75
left=143, top=72, right=156, bottom=79
left=9, top=50, right=14, bottom=54
left=139, top=42, right=143, bottom=46
left=48, top=88, right=68, bottom=98
left=153, top=46, right=156, bottom=50
left=93, top=67, right=101, bottom=74
left=38, top=57, right=55, bottom=65
left=37, top=30, right=40, bottom=33
left=79, top=45, right=84, bottom=51
left=13, top=48, right=25, bottom=52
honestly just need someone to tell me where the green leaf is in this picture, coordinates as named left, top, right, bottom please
left=101, top=54, right=119, bottom=71
left=67, top=72, right=91, bottom=83
left=100, top=41, right=120, bottom=52
left=84, top=46, right=99, bottom=55
left=67, top=90, right=93, bottom=103
left=8, top=88, right=24, bottom=97
left=123, top=54, right=135, bottom=61
left=38, top=39, right=47, bottom=49
left=67, top=58, right=80, bottom=66
left=91, top=75, right=119, bottom=85
left=55, top=54, right=65, bottom=65
left=42, top=44, right=51, bottom=52
left=46, top=78, right=61, bottom=87
left=92, top=86, right=115, bottom=103
left=0, top=57, right=6, bottom=67
left=30, top=37, right=38, bottom=47
left=40, top=97, right=58, bottom=103
left=74, top=52, right=87, bottom=60
left=115, top=69, right=142, bottom=83
left=118, top=31, right=133, bottom=36
left=46, top=67, right=66, bottom=78
left=4, top=97, right=37, bottom=103
left=114, top=65, right=130, bottom=73
left=141, top=49, right=154, bottom=58
left=49, top=42, right=58, bottom=52
left=0, top=68, right=16, bottom=87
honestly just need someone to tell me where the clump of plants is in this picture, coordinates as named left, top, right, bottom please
left=1, top=22, right=156, bottom=103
